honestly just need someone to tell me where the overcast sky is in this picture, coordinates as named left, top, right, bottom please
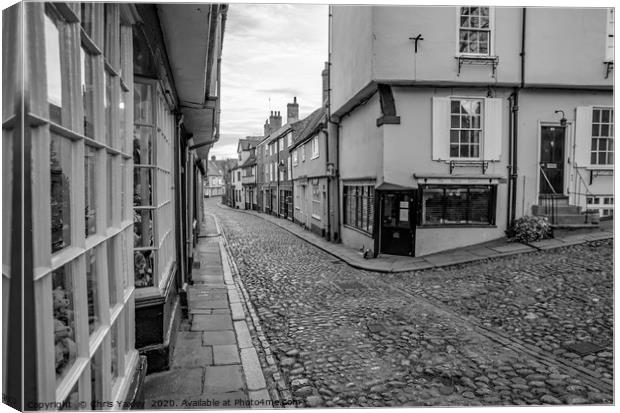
left=210, top=3, right=328, bottom=159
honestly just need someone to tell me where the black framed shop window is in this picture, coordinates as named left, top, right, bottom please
left=343, top=184, right=375, bottom=234
left=419, top=185, right=496, bottom=226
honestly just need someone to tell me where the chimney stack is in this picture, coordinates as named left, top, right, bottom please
left=264, top=118, right=270, bottom=137
left=271, top=110, right=282, bottom=131
left=321, top=62, right=329, bottom=107
left=287, top=97, right=299, bottom=124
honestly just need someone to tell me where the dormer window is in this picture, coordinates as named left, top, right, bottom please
left=458, top=6, right=492, bottom=56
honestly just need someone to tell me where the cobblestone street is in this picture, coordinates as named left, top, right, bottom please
left=208, top=199, right=614, bottom=407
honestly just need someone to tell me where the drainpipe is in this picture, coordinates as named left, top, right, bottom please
left=327, top=6, right=341, bottom=242
left=323, top=125, right=330, bottom=240
left=508, top=7, right=526, bottom=224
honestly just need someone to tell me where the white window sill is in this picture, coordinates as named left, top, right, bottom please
left=311, top=215, right=321, bottom=221
left=311, top=155, right=319, bottom=160
left=456, top=54, right=498, bottom=60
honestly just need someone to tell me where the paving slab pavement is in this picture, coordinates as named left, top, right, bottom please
left=143, top=213, right=271, bottom=409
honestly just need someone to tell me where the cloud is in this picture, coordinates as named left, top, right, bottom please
left=213, top=3, right=328, bottom=159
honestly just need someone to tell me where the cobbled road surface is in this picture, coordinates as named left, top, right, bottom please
left=208, top=199, right=613, bottom=407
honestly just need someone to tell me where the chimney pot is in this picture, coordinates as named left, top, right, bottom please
left=287, top=97, right=300, bottom=124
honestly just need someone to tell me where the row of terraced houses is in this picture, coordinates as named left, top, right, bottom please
left=224, top=5, right=613, bottom=259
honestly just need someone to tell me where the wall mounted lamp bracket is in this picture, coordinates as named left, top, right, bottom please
left=409, top=34, right=424, bottom=53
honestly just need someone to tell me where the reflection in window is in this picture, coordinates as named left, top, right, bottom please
left=134, top=249, right=154, bottom=288
left=107, top=156, right=113, bottom=226
left=421, top=185, right=495, bottom=225
left=133, top=167, right=153, bottom=207
left=104, top=72, right=112, bottom=146
left=52, top=264, right=76, bottom=384
left=459, top=6, right=491, bottom=55
left=45, top=8, right=63, bottom=124
left=450, top=99, right=482, bottom=158
left=133, top=126, right=153, bottom=164
left=107, top=240, right=117, bottom=307
left=86, top=249, right=100, bottom=334
left=51, top=134, right=71, bottom=252
left=90, top=346, right=103, bottom=410
left=134, top=83, right=152, bottom=124
left=81, top=47, right=95, bottom=138
left=84, top=145, right=96, bottom=237
left=119, top=91, right=127, bottom=152
left=111, top=321, right=119, bottom=383
left=134, top=210, right=154, bottom=248
left=120, top=160, right=126, bottom=221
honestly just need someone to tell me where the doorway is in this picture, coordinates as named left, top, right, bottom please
left=539, top=125, right=565, bottom=195
left=379, top=191, right=415, bottom=256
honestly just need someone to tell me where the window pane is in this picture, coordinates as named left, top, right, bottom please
left=111, top=321, right=119, bottom=382
left=134, top=250, right=154, bottom=288
left=133, top=167, right=153, bottom=206
left=51, top=134, right=72, bottom=253
left=470, top=187, right=491, bottom=223
left=85, top=145, right=97, bottom=237
left=133, top=126, right=154, bottom=165
left=134, top=209, right=154, bottom=247
left=86, top=249, right=100, bottom=334
left=45, top=8, right=63, bottom=124
left=423, top=188, right=444, bottom=224
left=91, top=346, right=103, bottom=409
left=80, top=3, right=93, bottom=38
left=53, top=264, right=76, bottom=384
left=81, top=48, right=95, bottom=138
left=121, top=160, right=126, bottom=221
left=104, top=72, right=113, bottom=145
left=107, top=156, right=114, bottom=226
left=450, top=145, right=459, bottom=157
left=134, top=83, right=153, bottom=124
left=107, top=240, right=117, bottom=307
left=601, top=109, right=610, bottom=123
left=444, top=188, right=468, bottom=223
left=119, top=91, right=127, bottom=152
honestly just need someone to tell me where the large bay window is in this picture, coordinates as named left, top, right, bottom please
left=21, top=2, right=137, bottom=407
left=133, top=78, right=176, bottom=292
left=420, top=185, right=497, bottom=226
left=343, top=183, right=375, bottom=234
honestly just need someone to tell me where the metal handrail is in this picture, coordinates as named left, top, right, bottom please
left=575, top=167, right=595, bottom=198
left=539, top=164, right=558, bottom=195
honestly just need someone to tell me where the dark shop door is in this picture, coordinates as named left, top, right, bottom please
left=380, top=192, right=415, bottom=256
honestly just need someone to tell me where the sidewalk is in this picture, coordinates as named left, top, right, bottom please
left=219, top=204, right=613, bottom=273
left=143, top=214, right=270, bottom=409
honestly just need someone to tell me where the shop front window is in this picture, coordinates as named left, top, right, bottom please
left=85, top=145, right=97, bottom=237
left=51, top=133, right=72, bottom=253
left=45, top=6, right=64, bottom=125
left=53, top=265, right=76, bottom=385
left=421, top=185, right=496, bottom=225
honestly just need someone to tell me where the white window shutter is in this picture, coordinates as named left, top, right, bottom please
left=431, top=97, right=450, bottom=160
left=483, top=98, right=502, bottom=161
left=574, top=106, right=593, bottom=167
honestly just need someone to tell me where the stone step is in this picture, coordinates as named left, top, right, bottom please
left=536, top=213, right=597, bottom=225
left=538, top=195, right=570, bottom=206
left=532, top=204, right=582, bottom=215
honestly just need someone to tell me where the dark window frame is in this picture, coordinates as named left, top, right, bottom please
left=343, top=184, right=375, bottom=235
left=418, top=184, right=497, bottom=226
